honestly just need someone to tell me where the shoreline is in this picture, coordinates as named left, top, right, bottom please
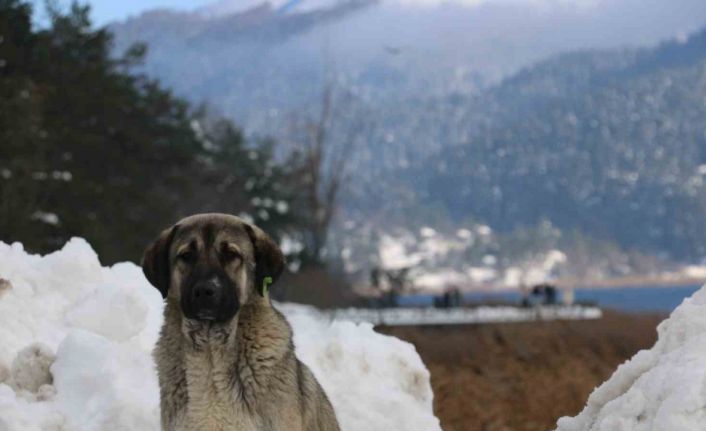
left=357, top=276, right=706, bottom=299
left=470, top=276, right=706, bottom=295
left=555, top=275, right=706, bottom=290
left=448, top=277, right=705, bottom=295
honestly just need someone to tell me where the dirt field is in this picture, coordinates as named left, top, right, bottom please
left=378, top=311, right=664, bottom=431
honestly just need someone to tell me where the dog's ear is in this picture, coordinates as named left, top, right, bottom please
left=141, top=225, right=178, bottom=298
left=245, top=224, right=285, bottom=295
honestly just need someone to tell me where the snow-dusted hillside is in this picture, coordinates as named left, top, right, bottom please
left=367, top=225, right=567, bottom=291
left=555, top=284, right=706, bottom=430
left=108, top=0, right=706, bottom=276
left=0, top=239, right=440, bottom=431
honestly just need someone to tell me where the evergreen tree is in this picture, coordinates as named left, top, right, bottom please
left=0, top=1, right=304, bottom=263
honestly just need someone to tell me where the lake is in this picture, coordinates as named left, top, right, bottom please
left=398, top=284, right=703, bottom=313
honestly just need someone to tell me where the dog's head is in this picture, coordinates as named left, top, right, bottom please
left=141, top=213, right=284, bottom=322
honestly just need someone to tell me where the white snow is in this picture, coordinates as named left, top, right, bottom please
left=456, top=228, right=473, bottom=240
left=376, top=229, right=566, bottom=291
left=555, top=284, right=706, bottom=431
left=419, top=227, right=436, bottom=238
left=30, top=211, right=60, bottom=226
left=0, top=239, right=440, bottom=431
left=680, top=265, right=706, bottom=279
left=379, top=233, right=423, bottom=270
left=280, top=304, right=440, bottom=430
left=502, top=250, right=567, bottom=288
left=466, top=266, right=497, bottom=283
left=413, top=270, right=468, bottom=291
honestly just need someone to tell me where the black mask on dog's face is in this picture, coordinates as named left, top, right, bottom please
left=177, top=251, right=240, bottom=323
left=141, top=214, right=285, bottom=323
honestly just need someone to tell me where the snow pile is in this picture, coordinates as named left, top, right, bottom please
left=0, top=239, right=440, bottom=431
left=280, top=304, right=439, bottom=430
left=555, top=285, right=706, bottom=431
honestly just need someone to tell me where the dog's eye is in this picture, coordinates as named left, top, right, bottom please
left=221, top=244, right=241, bottom=263
left=177, top=249, right=196, bottom=263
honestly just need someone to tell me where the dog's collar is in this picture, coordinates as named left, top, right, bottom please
left=262, top=276, right=273, bottom=299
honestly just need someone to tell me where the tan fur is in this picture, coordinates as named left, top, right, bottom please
left=144, top=214, right=340, bottom=431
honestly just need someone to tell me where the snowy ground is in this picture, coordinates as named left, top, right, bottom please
left=325, top=305, right=602, bottom=326
left=0, top=238, right=441, bottom=431
left=555, top=284, right=706, bottom=431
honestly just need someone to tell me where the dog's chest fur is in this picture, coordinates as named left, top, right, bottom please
left=181, top=331, right=252, bottom=430
left=155, top=299, right=301, bottom=431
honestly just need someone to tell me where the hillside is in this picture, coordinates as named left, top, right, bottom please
left=413, top=28, right=706, bottom=260
left=336, top=28, right=706, bottom=288
left=107, top=0, right=706, bottom=285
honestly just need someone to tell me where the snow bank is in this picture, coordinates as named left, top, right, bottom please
left=281, top=304, right=439, bottom=430
left=0, top=239, right=440, bottom=431
left=555, top=284, right=706, bottom=431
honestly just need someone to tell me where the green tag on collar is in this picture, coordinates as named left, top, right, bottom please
left=262, top=276, right=273, bottom=299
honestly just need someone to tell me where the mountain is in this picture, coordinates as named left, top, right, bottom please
left=107, top=0, right=706, bottom=284
left=410, top=28, right=706, bottom=260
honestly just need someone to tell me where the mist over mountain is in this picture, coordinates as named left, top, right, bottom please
left=110, top=0, right=706, bottom=130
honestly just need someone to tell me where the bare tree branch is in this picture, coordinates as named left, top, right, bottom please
left=293, top=82, right=363, bottom=265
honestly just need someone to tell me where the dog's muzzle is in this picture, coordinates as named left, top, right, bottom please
left=182, top=273, right=239, bottom=322
left=191, top=278, right=222, bottom=320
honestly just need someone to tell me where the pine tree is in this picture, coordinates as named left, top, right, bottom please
left=0, top=1, right=304, bottom=263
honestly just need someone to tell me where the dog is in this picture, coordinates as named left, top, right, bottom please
left=141, top=213, right=340, bottom=431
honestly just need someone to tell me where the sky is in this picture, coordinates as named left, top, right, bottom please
left=31, top=0, right=212, bottom=25
left=33, top=0, right=601, bottom=26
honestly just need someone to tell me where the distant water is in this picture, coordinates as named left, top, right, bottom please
left=398, top=285, right=703, bottom=313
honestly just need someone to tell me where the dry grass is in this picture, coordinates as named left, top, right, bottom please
left=378, top=311, right=664, bottom=431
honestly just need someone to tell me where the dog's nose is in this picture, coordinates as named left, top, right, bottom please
left=192, top=279, right=222, bottom=304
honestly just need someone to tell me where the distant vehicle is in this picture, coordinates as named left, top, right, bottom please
left=531, top=283, right=558, bottom=305
left=434, top=288, right=462, bottom=309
